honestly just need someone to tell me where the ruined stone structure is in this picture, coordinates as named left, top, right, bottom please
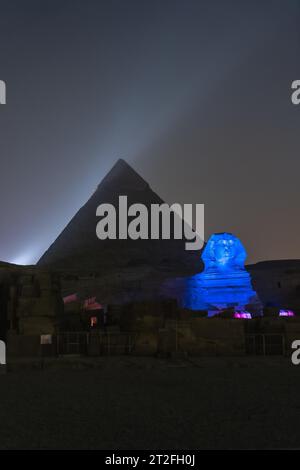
left=0, top=262, right=63, bottom=356
left=248, top=260, right=300, bottom=310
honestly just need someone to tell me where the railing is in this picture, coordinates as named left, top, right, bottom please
left=57, top=332, right=89, bottom=356
left=57, top=331, right=286, bottom=357
left=245, top=334, right=285, bottom=356
left=57, top=331, right=137, bottom=356
left=88, top=331, right=137, bottom=355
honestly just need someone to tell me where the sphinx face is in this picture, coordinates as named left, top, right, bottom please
left=202, top=232, right=247, bottom=274
left=213, top=239, right=236, bottom=267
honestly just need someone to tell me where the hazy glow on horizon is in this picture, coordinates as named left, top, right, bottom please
left=11, top=251, right=37, bottom=266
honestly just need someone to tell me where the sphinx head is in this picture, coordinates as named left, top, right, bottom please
left=201, top=233, right=247, bottom=273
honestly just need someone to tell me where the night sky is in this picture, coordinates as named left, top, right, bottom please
left=0, top=0, right=299, bottom=265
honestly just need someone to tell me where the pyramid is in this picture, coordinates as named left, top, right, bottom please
left=37, top=159, right=201, bottom=275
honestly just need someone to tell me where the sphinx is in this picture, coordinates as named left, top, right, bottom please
left=172, top=232, right=262, bottom=315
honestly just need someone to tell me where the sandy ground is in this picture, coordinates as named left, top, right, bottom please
left=0, top=356, right=299, bottom=450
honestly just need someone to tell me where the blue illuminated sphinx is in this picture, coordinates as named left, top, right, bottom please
left=181, top=233, right=262, bottom=315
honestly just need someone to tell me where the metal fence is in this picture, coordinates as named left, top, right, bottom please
left=88, top=331, right=137, bottom=355
left=56, top=332, right=89, bottom=355
left=57, top=331, right=287, bottom=357
left=56, top=331, right=137, bottom=356
left=245, top=334, right=285, bottom=356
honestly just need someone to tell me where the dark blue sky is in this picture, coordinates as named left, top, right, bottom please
left=0, top=0, right=299, bottom=264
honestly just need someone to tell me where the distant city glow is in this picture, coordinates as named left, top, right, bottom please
left=11, top=251, right=36, bottom=266
left=279, top=309, right=295, bottom=317
left=233, top=311, right=252, bottom=319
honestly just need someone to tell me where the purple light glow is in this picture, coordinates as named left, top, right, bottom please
left=279, top=309, right=295, bottom=317
left=234, top=311, right=252, bottom=319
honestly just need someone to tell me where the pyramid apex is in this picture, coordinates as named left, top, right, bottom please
left=115, top=157, right=128, bottom=165
left=97, top=158, right=149, bottom=191
left=110, top=158, right=138, bottom=172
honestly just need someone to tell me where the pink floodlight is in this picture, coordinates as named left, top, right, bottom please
left=279, top=309, right=295, bottom=317
left=233, top=311, right=252, bottom=319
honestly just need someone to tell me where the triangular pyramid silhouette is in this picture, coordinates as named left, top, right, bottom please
left=38, top=159, right=200, bottom=274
